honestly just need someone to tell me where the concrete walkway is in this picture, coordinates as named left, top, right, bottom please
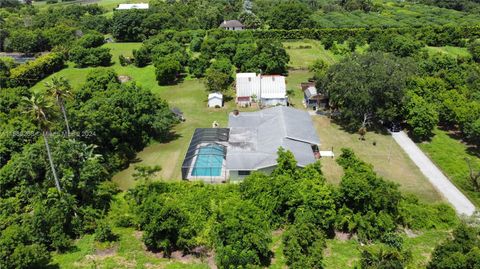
left=391, top=131, right=476, bottom=216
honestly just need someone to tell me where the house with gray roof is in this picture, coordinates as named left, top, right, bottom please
left=227, top=106, right=320, bottom=180
left=181, top=106, right=320, bottom=182
left=220, top=20, right=245, bottom=30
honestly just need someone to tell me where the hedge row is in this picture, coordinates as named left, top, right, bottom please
left=7, top=52, right=65, bottom=87
left=201, top=25, right=480, bottom=46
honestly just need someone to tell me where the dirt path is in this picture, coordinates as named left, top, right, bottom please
left=391, top=131, right=475, bottom=216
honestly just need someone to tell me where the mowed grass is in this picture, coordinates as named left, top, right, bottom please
left=268, top=231, right=287, bottom=269
left=283, top=39, right=341, bottom=68
left=425, top=46, right=471, bottom=58
left=313, top=116, right=443, bottom=203
left=34, top=0, right=148, bottom=11
left=31, top=43, right=144, bottom=92
left=112, top=79, right=238, bottom=189
left=418, top=128, right=480, bottom=207
left=51, top=227, right=210, bottom=268
left=323, top=229, right=450, bottom=268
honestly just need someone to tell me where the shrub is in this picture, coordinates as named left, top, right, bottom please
left=398, top=196, right=458, bottom=230
left=8, top=52, right=65, bottom=87
left=76, top=32, right=105, bottom=48
left=133, top=47, right=151, bottom=67
left=404, top=92, right=439, bottom=141
left=94, top=221, right=118, bottom=242
left=428, top=224, right=480, bottom=269
left=119, top=55, right=132, bottom=66
left=69, top=47, right=112, bottom=68
left=361, top=244, right=412, bottom=269
left=283, top=221, right=325, bottom=269
left=154, top=55, right=182, bottom=85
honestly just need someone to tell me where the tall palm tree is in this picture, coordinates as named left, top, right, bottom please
left=45, top=77, right=73, bottom=137
left=22, top=93, right=62, bottom=193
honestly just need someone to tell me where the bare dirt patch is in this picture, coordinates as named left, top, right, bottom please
left=334, top=231, right=351, bottom=241
left=94, top=245, right=118, bottom=257
left=118, top=75, right=132, bottom=83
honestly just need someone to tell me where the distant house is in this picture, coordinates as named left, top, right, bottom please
left=301, top=81, right=327, bottom=109
left=235, top=73, right=287, bottom=106
left=116, top=3, right=149, bottom=10
left=219, top=20, right=245, bottom=30
left=208, top=92, right=223, bottom=108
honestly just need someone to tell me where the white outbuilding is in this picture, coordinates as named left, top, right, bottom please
left=235, top=73, right=287, bottom=106
left=116, top=3, right=149, bottom=10
left=208, top=92, right=223, bottom=108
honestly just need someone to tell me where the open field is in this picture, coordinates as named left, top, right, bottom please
left=31, top=43, right=143, bottom=92
left=425, top=46, right=471, bottom=58
left=313, top=116, right=443, bottom=203
left=283, top=39, right=341, bottom=68
left=418, top=128, right=480, bottom=207
left=33, top=0, right=148, bottom=11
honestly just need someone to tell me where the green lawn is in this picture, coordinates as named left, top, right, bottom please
left=313, top=116, right=442, bottom=203
left=112, top=78, right=238, bottom=189
left=34, top=0, right=148, bottom=11
left=31, top=43, right=144, bottom=92
left=323, top=229, right=450, bottom=268
left=268, top=231, right=287, bottom=269
left=51, top=227, right=210, bottom=269
left=52, top=227, right=449, bottom=269
left=324, top=239, right=361, bottom=268
left=418, top=128, right=480, bottom=207
left=283, top=39, right=342, bottom=69
left=425, top=46, right=471, bottom=58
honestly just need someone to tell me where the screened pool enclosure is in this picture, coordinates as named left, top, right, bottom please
left=181, top=128, right=229, bottom=182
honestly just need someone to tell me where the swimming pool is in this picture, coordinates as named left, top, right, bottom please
left=191, top=144, right=224, bottom=177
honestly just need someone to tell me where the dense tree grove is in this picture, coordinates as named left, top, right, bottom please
left=126, top=148, right=458, bottom=268
left=428, top=224, right=480, bottom=269
left=2, top=0, right=480, bottom=267
left=131, top=30, right=289, bottom=87
left=0, top=67, right=177, bottom=268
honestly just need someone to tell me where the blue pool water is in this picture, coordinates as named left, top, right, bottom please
left=191, top=145, right=224, bottom=177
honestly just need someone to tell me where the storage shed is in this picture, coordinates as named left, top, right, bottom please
left=208, top=92, right=223, bottom=108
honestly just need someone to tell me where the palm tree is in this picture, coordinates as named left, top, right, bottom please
left=45, top=77, right=73, bottom=136
left=22, top=93, right=62, bottom=193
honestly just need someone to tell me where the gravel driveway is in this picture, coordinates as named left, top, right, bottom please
left=391, top=131, right=476, bottom=216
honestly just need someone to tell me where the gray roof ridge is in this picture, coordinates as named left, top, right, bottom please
left=285, top=135, right=319, bottom=145
left=278, top=106, right=288, bottom=138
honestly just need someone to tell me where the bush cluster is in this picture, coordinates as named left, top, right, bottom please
left=7, top=52, right=65, bottom=87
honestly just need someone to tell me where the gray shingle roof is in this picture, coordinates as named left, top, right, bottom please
left=220, top=20, right=245, bottom=28
left=226, top=106, right=320, bottom=170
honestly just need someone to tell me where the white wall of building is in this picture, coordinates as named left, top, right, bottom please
left=208, top=97, right=223, bottom=107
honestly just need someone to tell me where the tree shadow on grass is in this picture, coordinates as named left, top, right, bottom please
left=330, top=116, right=390, bottom=136
left=439, top=125, right=480, bottom=158
left=156, top=131, right=181, bottom=144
